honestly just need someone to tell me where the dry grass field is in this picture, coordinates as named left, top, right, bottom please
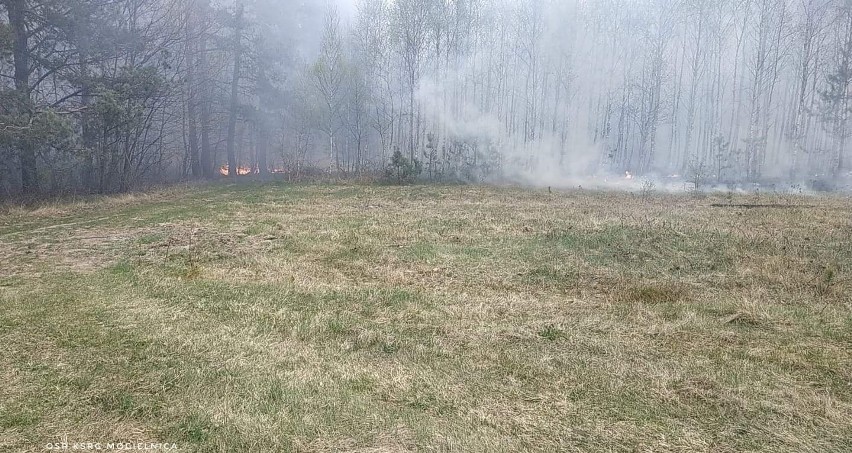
left=0, top=183, right=850, bottom=452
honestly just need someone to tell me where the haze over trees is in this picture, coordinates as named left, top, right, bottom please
left=1, top=0, right=851, bottom=196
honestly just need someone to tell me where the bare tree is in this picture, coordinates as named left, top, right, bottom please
left=312, top=6, right=346, bottom=172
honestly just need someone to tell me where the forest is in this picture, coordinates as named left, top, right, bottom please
left=1, top=0, right=851, bottom=196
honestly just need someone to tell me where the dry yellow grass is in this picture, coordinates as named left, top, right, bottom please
left=0, top=183, right=850, bottom=452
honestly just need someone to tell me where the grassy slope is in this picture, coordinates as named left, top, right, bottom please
left=0, top=183, right=850, bottom=452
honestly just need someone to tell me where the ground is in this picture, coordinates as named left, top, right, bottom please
left=0, top=183, right=850, bottom=452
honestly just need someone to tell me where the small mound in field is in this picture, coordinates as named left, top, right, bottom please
left=720, top=312, right=762, bottom=327
left=615, top=282, right=690, bottom=305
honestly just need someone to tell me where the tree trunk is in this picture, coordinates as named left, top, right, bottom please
left=409, top=84, right=416, bottom=162
left=5, top=0, right=38, bottom=193
left=225, top=3, right=244, bottom=179
left=257, top=126, right=268, bottom=176
left=79, top=38, right=97, bottom=193
left=185, top=0, right=202, bottom=178
left=199, top=10, right=214, bottom=179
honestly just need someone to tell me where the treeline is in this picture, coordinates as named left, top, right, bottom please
left=1, top=0, right=851, bottom=196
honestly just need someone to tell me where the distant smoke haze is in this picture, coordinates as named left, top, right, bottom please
left=2, top=0, right=850, bottom=196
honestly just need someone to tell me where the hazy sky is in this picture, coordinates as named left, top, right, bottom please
left=335, top=0, right=357, bottom=17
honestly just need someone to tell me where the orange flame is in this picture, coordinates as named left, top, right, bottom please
left=219, top=165, right=256, bottom=176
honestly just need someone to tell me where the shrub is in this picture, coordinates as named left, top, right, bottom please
left=384, top=148, right=423, bottom=185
